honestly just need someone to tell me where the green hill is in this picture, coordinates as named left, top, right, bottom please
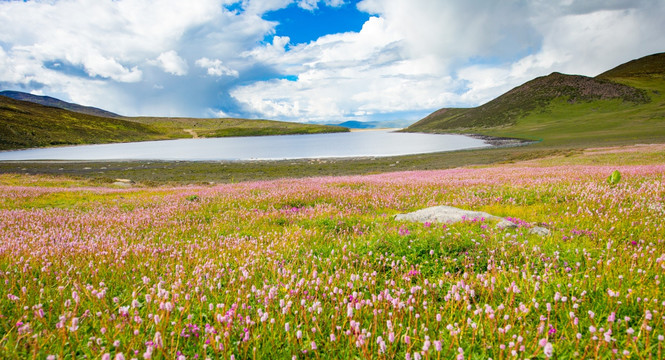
left=0, top=90, right=122, bottom=118
left=0, top=96, right=164, bottom=150
left=127, top=116, right=349, bottom=138
left=405, top=52, right=665, bottom=147
left=596, top=52, right=665, bottom=79
left=0, top=95, right=348, bottom=150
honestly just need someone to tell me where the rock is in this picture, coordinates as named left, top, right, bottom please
left=395, top=205, right=550, bottom=236
left=529, top=226, right=551, bottom=236
left=394, top=205, right=501, bottom=224
left=114, top=178, right=134, bottom=184
left=112, top=182, right=132, bottom=188
left=496, top=220, right=518, bottom=229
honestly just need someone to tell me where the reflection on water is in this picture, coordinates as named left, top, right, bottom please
left=0, top=130, right=490, bottom=161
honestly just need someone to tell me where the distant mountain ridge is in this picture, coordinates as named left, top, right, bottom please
left=327, top=119, right=415, bottom=129
left=0, top=90, right=122, bottom=118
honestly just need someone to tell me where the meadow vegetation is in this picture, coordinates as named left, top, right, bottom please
left=1, top=53, right=665, bottom=359
left=0, top=96, right=347, bottom=150
left=0, top=96, right=164, bottom=150
left=1, top=149, right=664, bottom=359
left=126, top=117, right=348, bottom=139
left=405, top=53, right=665, bottom=149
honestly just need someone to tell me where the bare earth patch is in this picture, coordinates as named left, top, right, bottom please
left=183, top=129, right=199, bottom=139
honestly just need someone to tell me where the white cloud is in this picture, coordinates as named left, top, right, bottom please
left=357, top=0, right=537, bottom=66
left=324, top=0, right=345, bottom=7
left=0, top=0, right=664, bottom=121
left=196, top=58, right=239, bottom=77
left=0, top=0, right=273, bottom=116
left=154, top=51, right=188, bottom=76
left=232, top=16, right=458, bottom=121
left=83, top=54, right=143, bottom=82
left=297, top=0, right=319, bottom=11
left=232, top=0, right=665, bottom=122
left=452, top=2, right=665, bottom=106
left=209, top=108, right=231, bottom=118
left=242, top=0, right=293, bottom=15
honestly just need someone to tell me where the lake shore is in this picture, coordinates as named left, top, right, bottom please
left=347, top=127, right=402, bottom=132
left=3, top=141, right=662, bottom=185
left=465, top=133, right=537, bottom=146
left=0, top=131, right=489, bottom=161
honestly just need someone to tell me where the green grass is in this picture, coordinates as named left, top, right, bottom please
left=127, top=116, right=348, bottom=138
left=3, top=54, right=665, bottom=184
left=0, top=96, right=348, bottom=150
left=0, top=96, right=164, bottom=150
left=405, top=52, right=665, bottom=149
left=3, top=142, right=662, bottom=185
left=406, top=72, right=649, bottom=131
left=0, top=147, right=565, bottom=185
left=471, top=83, right=665, bottom=147
left=1, top=162, right=664, bottom=358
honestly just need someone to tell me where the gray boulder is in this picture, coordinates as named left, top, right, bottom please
left=394, top=205, right=500, bottom=223
left=529, top=226, right=551, bottom=236
left=395, top=205, right=550, bottom=236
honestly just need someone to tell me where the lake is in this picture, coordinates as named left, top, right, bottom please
left=0, top=130, right=490, bottom=161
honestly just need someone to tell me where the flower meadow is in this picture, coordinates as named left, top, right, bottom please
left=1, top=164, right=664, bottom=359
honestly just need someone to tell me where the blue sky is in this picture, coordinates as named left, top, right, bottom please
left=264, top=1, right=369, bottom=45
left=1, top=0, right=664, bottom=124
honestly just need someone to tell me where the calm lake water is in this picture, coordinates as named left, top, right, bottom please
left=0, top=130, right=490, bottom=161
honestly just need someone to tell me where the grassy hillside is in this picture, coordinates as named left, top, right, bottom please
left=128, top=117, right=348, bottom=138
left=0, top=90, right=122, bottom=118
left=0, top=95, right=348, bottom=150
left=405, top=52, right=665, bottom=147
left=596, top=52, right=665, bottom=79
left=0, top=96, right=164, bottom=150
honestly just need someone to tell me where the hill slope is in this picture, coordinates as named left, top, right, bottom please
left=596, top=52, right=665, bottom=79
left=127, top=116, right=348, bottom=138
left=405, top=52, right=665, bottom=147
left=0, top=96, right=163, bottom=150
left=0, top=95, right=348, bottom=150
left=0, top=90, right=122, bottom=118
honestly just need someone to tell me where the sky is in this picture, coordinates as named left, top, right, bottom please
left=1, top=0, right=664, bottom=124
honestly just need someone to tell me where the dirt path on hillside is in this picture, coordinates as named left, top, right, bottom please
left=184, top=129, right=199, bottom=139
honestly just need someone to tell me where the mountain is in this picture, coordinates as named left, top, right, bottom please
left=404, top=52, right=665, bottom=147
left=336, top=121, right=375, bottom=129
left=0, top=90, right=122, bottom=118
left=327, top=119, right=415, bottom=129
left=407, top=72, right=649, bottom=132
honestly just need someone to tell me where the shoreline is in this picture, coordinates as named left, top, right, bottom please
left=1, top=142, right=663, bottom=185
left=348, top=127, right=401, bottom=132
left=465, top=133, right=538, bottom=147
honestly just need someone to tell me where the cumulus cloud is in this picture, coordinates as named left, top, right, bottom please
left=196, top=58, right=239, bottom=77
left=0, top=0, right=275, bottom=115
left=0, top=0, right=664, bottom=121
left=296, top=0, right=344, bottom=11
left=232, top=0, right=665, bottom=122
left=232, top=16, right=455, bottom=121
left=154, top=51, right=188, bottom=76
left=450, top=1, right=665, bottom=106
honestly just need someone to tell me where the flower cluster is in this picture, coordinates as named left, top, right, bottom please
left=0, top=164, right=664, bottom=359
